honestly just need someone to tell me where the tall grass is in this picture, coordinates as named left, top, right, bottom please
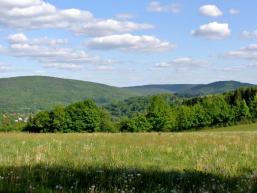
left=0, top=132, right=257, bottom=192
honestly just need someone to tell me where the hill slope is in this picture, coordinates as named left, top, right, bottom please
left=0, top=76, right=139, bottom=113
left=180, top=81, right=255, bottom=96
left=125, top=81, right=255, bottom=96
left=0, top=76, right=255, bottom=113
left=124, top=84, right=200, bottom=95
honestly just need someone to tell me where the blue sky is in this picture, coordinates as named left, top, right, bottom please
left=0, top=0, right=257, bottom=86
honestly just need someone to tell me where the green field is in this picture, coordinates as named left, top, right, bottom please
left=201, top=122, right=257, bottom=132
left=0, top=130, right=257, bottom=193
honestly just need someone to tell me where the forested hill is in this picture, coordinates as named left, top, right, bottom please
left=0, top=76, right=256, bottom=113
left=0, top=76, right=139, bottom=113
left=124, top=84, right=198, bottom=95
left=125, top=81, right=255, bottom=96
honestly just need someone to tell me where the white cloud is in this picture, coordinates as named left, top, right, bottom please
left=34, top=70, right=46, bottom=75
left=223, top=66, right=243, bottom=72
left=246, top=64, right=257, bottom=68
left=224, top=64, right=257, bottom=72
left=2, top=33, right=117, bottom=70
left=0, top=63, right=12, bottom=72
left=155, top=62, right=170, bottom=68
left=30, top=37, right=68, bottom=46
left=0, top=0, right=42, bottom=8
left=241, top=30, right=257, bottom=39
left=115, top=13, right=134, bottom=20
left=0, top=0, right=153, bottom=36
left=87, top=33, right=175, bottom=52
left=155, top=57, right=208, bottom=68
left=147, top=1, right=182, bottom=13
left=44, top=63, right=83, bottom=70
left=71, top=19, right=153, bottom=36
left=96, top=65, right=115, bottom=71
left=8, top=33, right=28, bottom=43
left=229, top=9, right=240, bottom=15
left=226, top=43, right=257, bottom=60
left=8, top=33, right=67, bottom=45
left=191, top=22, right=231, bottom=40
left=199, top=4, right=223, bottom=17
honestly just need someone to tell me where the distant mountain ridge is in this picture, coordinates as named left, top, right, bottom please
left=0, top=76, right=255, bottom=113
left=0, top=76, right=140, bottom=113
left=180, top=81, right=255, bottom=96
left=125, top=81, right=256, bottom=96
left=124, top=84, right=198, bottom=95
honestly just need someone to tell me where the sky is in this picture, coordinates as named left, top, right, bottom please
left=0, top=0, right=257, bottom=86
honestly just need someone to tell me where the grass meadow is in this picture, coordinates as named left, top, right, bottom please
left=1, top=126, right=257, bottom=192
left=201, top=122, right=257, bottom=132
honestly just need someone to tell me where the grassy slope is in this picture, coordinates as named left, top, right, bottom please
left=0, top=76, right=139, bottom=113
left=0, top=132, right=257, bottom=192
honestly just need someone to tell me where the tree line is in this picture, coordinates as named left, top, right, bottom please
left=0, top=113, right=27, bottom=131
left=25, top=87, right=257, bottom=132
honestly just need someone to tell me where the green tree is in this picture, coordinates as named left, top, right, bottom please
left=202, top=96, right=233, bottom=126
left=0, top=114, right=12, bottom=131
left=249, top=95, right=257, bottom=120
left=192, top=103, right=211, bottom=128
left=120, top=114, right=151, bottom=132
left=99, top=108, right=116, bottom=132
left=25, top=111, right=51, bottom=132
left=50, top=105, right=68, bottom=132
left=146, top=96, right=175, bottom=131
left=176, top=105, right=194, bottom=130
left=235, top=99, right=251, bottom=121
left=66, top=99, right=101, bottom=132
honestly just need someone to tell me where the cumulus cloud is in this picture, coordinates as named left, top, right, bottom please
left=96, top=65, right=115, bottom=71
left=87, top=33, right=175, bottom=52
left=223, top=66, right=243, bottom=72
left=72, top=20, right=153, bottom=36
left=115, top=13, right=134, bottom=20
left=0, top=45, right=4, bottom=53
left=224, top=64, right=257, bottom=72
left=229, top=9, right=240, bottom=15
left=43, top=63, right=83, bottom=70
left=241, top=30, right=257, bottom=39
left=147, top=1, right=182, bottom=13
left=155, top=57, right=208, bottom=68
left=246, top=64, right=257, bottom=68
left=0, top=0, right=153, bottom=36
left=8, top=33, right=67, bottom=45
left=34, top=70, right=45, bottom=75
left=2, top=33, right=117, bottom=70
left=8, top=33, right=28, bottom=43
left=0, top=63, right=12, bottom=72
left=226, top=43, right=257, bottom=60
left=199, top=4, right=223, bottom=17
left=191, top=22, right=231, bottom=40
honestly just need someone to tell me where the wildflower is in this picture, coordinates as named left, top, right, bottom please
left=55, top=185, right=63, bottom=190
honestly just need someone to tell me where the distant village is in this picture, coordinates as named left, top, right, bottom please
left=0, top=113, right=30, bottom=130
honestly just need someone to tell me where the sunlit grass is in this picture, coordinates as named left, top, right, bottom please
left=201, top=122, right=257, bottom=132
left=0, top=131, right=257, bottom=192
